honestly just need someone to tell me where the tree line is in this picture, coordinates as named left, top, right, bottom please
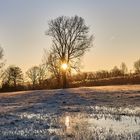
left=0, top=15, right=140, bottom=91
left=0, top=44, right=140, bottom=92
left=71, top=62, right=140, bottom=83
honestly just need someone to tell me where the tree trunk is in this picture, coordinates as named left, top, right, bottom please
left=62, top=71, right=67, bottom=88
left=14, top=79, right=17, bottom=89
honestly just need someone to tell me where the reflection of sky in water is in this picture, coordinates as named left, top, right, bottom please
left=65, top=116, right=70, bottom=128
left=18, top=106, right=140, bottom=134
left=0, top=106, right=140, bottom=139
left=61, top=106, right=140, bottom=137
left=62, top=113, right=140, bottom=134
left=88, top=115, right=140, bottom=134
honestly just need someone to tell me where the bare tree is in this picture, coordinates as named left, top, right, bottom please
left=95, top=70, right=110, bottom=79
left=2, top=65, right=23, bottom=88
left=0, top=46, right=5, bottom=79
left=0, top=46, right=3, bottom=60
left=111, top=66, right=122, bottom=77
left=134, top=58, right=140, bottom=74
left=38, top=64, right=47, bottom=85
left=120, top=62, right=128, bottom=76
left=46, top=15, right=93, bottom=88
left=26, top=66, right=39, bottom=89
left=43, top=50, right=61, bottom=86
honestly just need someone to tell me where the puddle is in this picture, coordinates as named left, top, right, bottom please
left=58, top=112, right=140, bottom=139
left=0, top=106, right=140, bottom=139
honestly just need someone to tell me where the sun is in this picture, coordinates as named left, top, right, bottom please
left=61, top=63, right=68, bottom=70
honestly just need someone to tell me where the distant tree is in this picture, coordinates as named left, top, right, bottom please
left=46, top=15, right=93, bottom=88
left=44, top=51, right=61, bottom=86
left=87, top=72, right=95, bottom=80
left=81, top=72, right=88, bottom=82
left=0, top=46, right=5, bottom=79
left=38, top=64, right=47, bottom=86
left=0, top=46, right=4, bottom=65
left=111, top=66, right=122, bottom=77
left=26, top=66, right=39, bottom=88
left=95, top=70, right=110, bottom=79
left=134, top=59, right=140, bottom=74
left=2, top=66, right=23, bottom=88
left=120, top=62, right=128, bottom=75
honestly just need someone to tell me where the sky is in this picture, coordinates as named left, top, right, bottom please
left=0, top=0, right=140, bottom=73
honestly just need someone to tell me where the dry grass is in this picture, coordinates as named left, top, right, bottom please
left=69, top=85, right=140, bottom=107
left=0, top=85, right=140, bottom=114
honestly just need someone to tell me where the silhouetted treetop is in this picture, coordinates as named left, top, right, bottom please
left=134, top=58, right=140, bottom=74
left=2, top=65, right=23, bottom=88
left=46, top=15, right=93, bottom=63
left=46, top=15, right=93, bottom=88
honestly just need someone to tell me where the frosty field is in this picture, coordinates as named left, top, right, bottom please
left=0, top=85, right=140, bottom=140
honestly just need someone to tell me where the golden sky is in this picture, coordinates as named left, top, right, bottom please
left=0, top=0, right=140, bottom=72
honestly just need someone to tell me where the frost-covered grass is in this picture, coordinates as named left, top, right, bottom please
left=0, top=111, right=140, bottom=140
left=0, top=85, right=140, bottom=139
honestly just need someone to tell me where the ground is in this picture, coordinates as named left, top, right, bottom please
left=0, top=85, right=140, bottom=140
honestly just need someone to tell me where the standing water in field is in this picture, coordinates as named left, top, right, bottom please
left=0, top=106, right=140, bottom=140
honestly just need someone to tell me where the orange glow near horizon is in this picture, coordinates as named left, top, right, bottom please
left=0, top=0, right=140, bottom=72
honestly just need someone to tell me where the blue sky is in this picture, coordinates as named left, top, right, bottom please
left=0, top=0, right=140, bottom=72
